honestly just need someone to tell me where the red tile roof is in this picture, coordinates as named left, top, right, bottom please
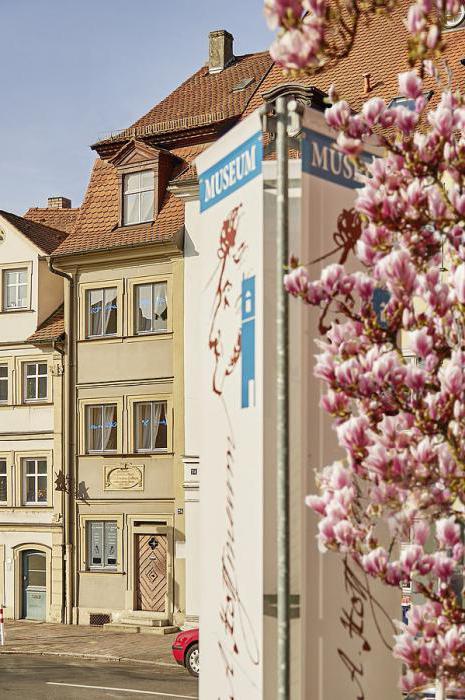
left=0, top=210, right=69, bottom=255
left=27, top=304, right=64, bottom=344
left=58, top=7, right=465, bottom=259
left=93, top=52, right=273, bottom=148
left=52, top=158, right=184, bottom=257
left=24, top=207, right=80, bottom=235
left=244, top=3, right=465, bottom=118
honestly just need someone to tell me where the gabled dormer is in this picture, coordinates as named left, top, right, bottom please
left=109, top=139, right=179, bottom=228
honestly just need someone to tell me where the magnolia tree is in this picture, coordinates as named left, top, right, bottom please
left=265, top=0, right=465, bottom=696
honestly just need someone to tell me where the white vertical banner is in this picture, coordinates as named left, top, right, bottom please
left=299, top=106, right=401, bottom=700
left=196, top=111, right=264, bottom=700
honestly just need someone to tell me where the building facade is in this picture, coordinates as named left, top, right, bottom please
left=0, top=204, right=74, bottom=622
left=51, top=142, right=186, bottom=627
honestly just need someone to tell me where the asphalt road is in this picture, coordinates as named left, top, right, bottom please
left=0, top=654, right=199, bottom=699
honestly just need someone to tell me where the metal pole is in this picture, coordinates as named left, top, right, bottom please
left=276, top=94, right=290, bottom=700
left=435, top=678, right=445, bottom=700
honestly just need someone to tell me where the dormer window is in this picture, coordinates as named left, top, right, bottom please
left=123, top=170, right=154, bottom=226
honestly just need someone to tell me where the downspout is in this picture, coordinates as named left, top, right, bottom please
left=48, top=256, right=74, bottom=625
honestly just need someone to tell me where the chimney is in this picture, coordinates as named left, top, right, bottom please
left=48, top=196, right=72, bottom=209
left=209, top=30, right=234, bottom=74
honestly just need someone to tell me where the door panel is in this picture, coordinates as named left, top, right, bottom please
left=22, top=551, right=46, bottom=621
left=135, top=535, right=167, bottom=612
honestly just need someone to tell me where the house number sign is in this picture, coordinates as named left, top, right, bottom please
left=104, top=465, right=144, bottom=491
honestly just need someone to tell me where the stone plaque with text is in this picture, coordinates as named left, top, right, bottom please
left=104, top=465, right=144, bottom=491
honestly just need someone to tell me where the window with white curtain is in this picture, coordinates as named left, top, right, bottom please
left=87, top=521, right=117, bottom=570
left=23, top=458, right=47, bottom=505
left=135, top=282, right=168, bottom=334
left=0, top=365, right=7, bottom=403
left=123, top=171, right=154, bottom=225
left=24, top=363, right=48, bottom=402
left=3, top=268, right=28, bottom=310
left=86, top=404, right=118, bottom=453
left=86, top=287, right=118, bottom=337
left=134, top=401, right=168, bottom=452
left=0, top=460, right=7, bottom=503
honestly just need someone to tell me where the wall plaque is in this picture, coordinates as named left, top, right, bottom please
left=104, top=465, right=144, bottom=491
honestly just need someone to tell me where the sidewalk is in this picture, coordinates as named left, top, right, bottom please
left=0, top=620, right=178, bottom=666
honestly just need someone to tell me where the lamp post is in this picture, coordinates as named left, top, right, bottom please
left=276, top=93, right=290, bottom=700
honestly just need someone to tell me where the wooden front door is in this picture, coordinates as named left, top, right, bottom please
left=135, top=534, right=167, bottom=612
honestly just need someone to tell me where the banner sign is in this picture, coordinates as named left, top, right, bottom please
left=302, top=127, right=371, bottom=188
left=199, top=131, right=263, bottom=212
left=300, top=107, right=401, bottom=700
left=196, top=111, right=264, bottom=700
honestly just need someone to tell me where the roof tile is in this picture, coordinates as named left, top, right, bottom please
left=24, top=207, right=80, bottom=235
left=28, top=304, right=64, bottom=343
left=0, top=211, right=69, bottom=254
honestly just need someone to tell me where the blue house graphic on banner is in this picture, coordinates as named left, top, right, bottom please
left=241, top=276, right=255, bottom=409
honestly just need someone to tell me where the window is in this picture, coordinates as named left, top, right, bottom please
left=24, top=363, right=47, bottom=402
left=23, top=458, right=47, bottom=505
left=87, top=287, right=117, bottom=337
left=135, top=282, right=168, bottom=334
left=123, top=171, right=154, bottom=225
left=388, top=91, right=433, bottom=111
left=86, top=404, right=118, bottom=453
left=444, top=6, right=465, bottom=28
left=134, top=401, right=168, bottom=452
left=0, top=365, right=7, bottom=403
left=87, top=521, right=118, bottom=570
left=0, top=460, right=6, bottom=503
left=3, top=268, right=28, bottom=310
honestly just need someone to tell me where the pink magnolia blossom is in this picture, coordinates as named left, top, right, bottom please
left=436, top=517, right=461, bottom=549
left=272, top=0, right=465, bottom=690
left=264, top=0, right=302, bottom=30
left=398, top=70, right=423, bottom=99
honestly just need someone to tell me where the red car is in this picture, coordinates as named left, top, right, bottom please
left=172, top=627, right=199, bottom=677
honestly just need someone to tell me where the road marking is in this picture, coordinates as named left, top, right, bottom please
left=46, top=682, right=197, bottom=698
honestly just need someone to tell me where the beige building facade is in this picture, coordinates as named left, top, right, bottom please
left=51, top=141, right=186, bottom=628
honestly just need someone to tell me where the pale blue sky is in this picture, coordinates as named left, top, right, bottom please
left=0, top=0, right=272, bottom=215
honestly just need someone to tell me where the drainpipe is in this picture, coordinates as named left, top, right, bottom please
left=47, top=257, right=74, bottom=625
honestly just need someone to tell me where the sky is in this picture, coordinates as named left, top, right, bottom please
left=0, top=0, right=273, bottom=215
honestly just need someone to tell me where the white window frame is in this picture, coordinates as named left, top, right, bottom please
left=134, top=281, right=168, bottom=335
left=86, top=286, right=118, bottom=338
left=22, top=457, right=48, bottom=506
left=134, top=400, right=168, bottom=453
left=86, top=520, right=118, bottom=571
left=85, top=403, right=118, bottom=454
left=2, top=267, right=28, bottom=311
left=123, top=170, right=154, bottom=226
left=23, top=362, right=48, bottom=403
left=127, top=392, right=173, bottom=455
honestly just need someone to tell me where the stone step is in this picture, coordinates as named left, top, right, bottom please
left=139, top=625, right=178, bottom=635
left=119, top=617, right=169, bottom=627
left=104, top=623, right=140, bottom=633
left=103, top=622, right=178, bottom=635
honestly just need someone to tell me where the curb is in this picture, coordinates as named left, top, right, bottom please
left=0, top=649, right=178, bottom=667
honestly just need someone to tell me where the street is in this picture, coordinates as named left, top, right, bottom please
left=0, top=655, right=199, bottom=699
